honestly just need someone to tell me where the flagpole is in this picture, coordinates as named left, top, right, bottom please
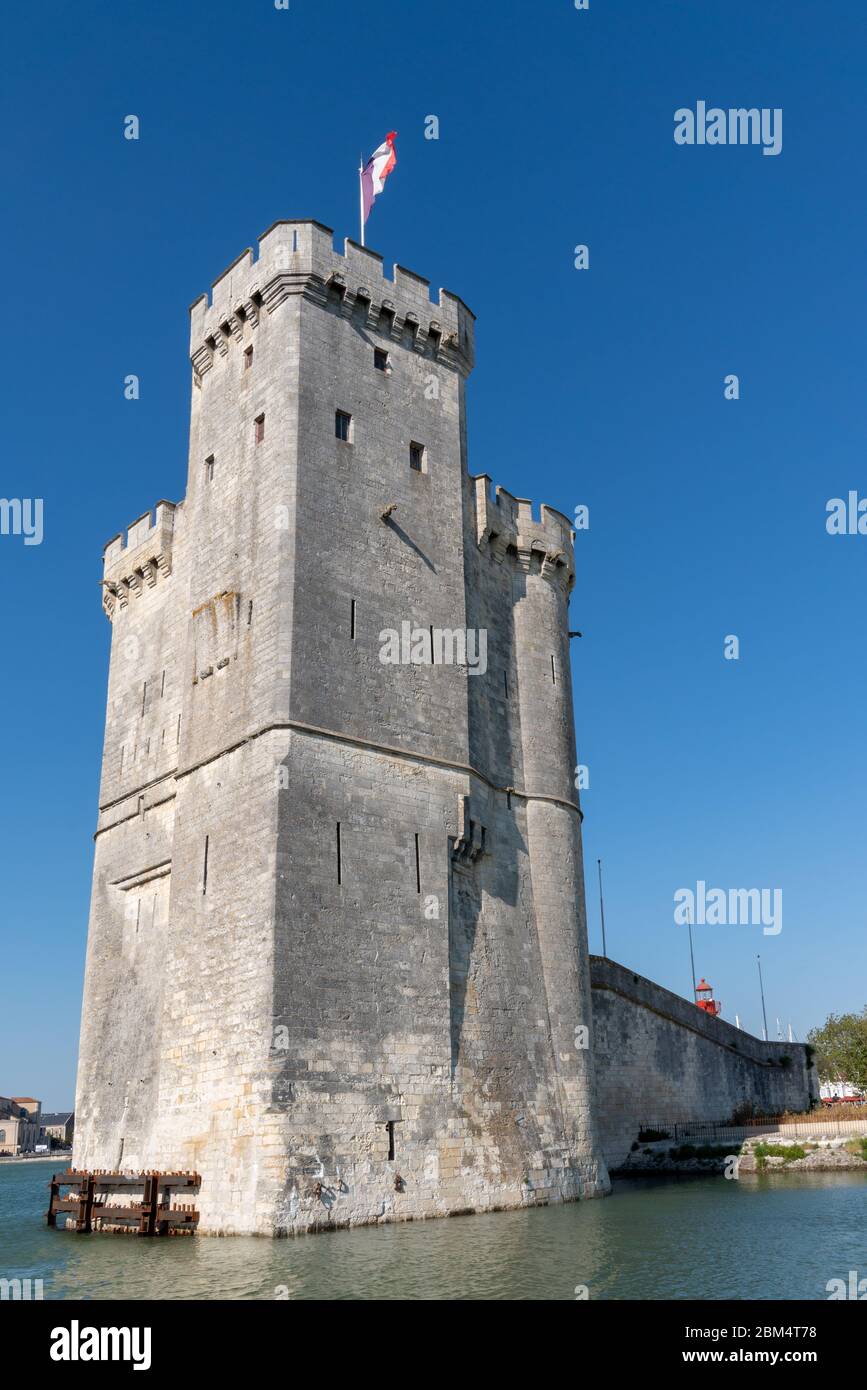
left=597, top=858, right=607, bottom=958
left=359, top=153, right=365, bottom=247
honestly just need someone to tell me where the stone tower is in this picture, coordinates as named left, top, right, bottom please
left=74, top=221, right=610, bottom=1233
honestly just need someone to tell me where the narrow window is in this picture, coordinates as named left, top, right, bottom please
left=202, top=836, right=209, bottom=895
left=429, top=624, right=435, bottom=663
left=503, top=671, right=508, bottom=699
left=506, top=790, right=512, bottom=810
left=254, top=414, right=265, bottom=444
left=350, top=598, right=356, bottom=640
left=205, top=454, right=214, bottom=483
left=551, top=655, right=556, bottom=685
left=335, top=410, right=352, bottom=442
left=119, top=745, right=125, bottom=775
left=160, top=669, right=166, bottom=698
left=247, top=600, right=253, bottom=626
left=414, top=833, right=421, bottom=895
left=138, top=796, right=145, bottom=819
left=374, top=348, right=389, bottom=372
left=292, top=229, right=299, bottom=252
left=386, top=1120, right=395, bottom=1162
left=176, top=713, right=182, bottom=745
left=410, top=441, right=425, bottom=472
left=141, top=681, right=147, bottom=717
left=243, top=345, right=253, bottom=370
left=336, top=822, right=342, bottom=885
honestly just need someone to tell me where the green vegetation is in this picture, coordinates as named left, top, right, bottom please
left=754, top=1142, right=806, bottom=1170
left=637, top=1128, right=670, bottom=1142
left=843, top=1138, right=867, bottom=1162
left=807, top=1008, right=867, bottom=1091
left=669, top=1144, right=732, bottom=1161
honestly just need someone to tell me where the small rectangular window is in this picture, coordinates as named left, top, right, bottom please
left=244, top=346, right=253, bottom=370
left=551, top=655, right=556, bottom=685
left=336, top=822, right=342, bottom=885
left=350, top=598, right=356, bottom=640
left=410, top=441, right=425, bottom=472
left=254, top=414, right=265, bottom=444
left=374, top=348, right=389, bottom=371
left=205, top=455, right=214, bottom=483
left=414, top=833, right=421, bottom=895
left=335, top=410, right=352, bottom=442
left=202, top=835, right=210, bottom=895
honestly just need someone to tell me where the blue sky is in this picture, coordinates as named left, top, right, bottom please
left=2, top=0, right=866, bottom=1106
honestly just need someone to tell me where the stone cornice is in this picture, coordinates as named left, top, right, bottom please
left=190, top=269, right=466, bottom=379
left=102, top=502, right=176, bottom=620
left=189, top=221, right=475, bottom=382
left=473, top=475, right=576, bottom=593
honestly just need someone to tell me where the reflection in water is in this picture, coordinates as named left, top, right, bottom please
left=2, top=1163, right=865, bottom=1301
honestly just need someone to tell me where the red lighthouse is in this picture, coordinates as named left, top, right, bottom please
left=695, top=978, right=721, bottom=1017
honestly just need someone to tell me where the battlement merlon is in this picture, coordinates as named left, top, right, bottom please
left=472, top=475, right=576, bottom=592
left=188, top=220, right=475, bottom=378
left=101, top=501, right=177, bottom=619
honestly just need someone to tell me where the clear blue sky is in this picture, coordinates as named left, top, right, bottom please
left=3, top=0, right=866, bottom=1108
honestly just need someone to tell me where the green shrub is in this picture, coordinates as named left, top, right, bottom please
left=843, top=1138, right=867, bottom=1161
left=754, top=1142, right=806, bottom=1163
left=669, top=1144, right=731, bottom=1161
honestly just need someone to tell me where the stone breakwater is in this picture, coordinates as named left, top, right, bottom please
left=738, top=1136, right=867, bottom=1174
left=616, top=1132, right=867, bottom=1177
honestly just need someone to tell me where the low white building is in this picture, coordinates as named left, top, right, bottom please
left=820, top=1079, right=864, bottom=1102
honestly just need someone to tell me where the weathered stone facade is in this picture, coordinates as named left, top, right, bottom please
left=590, top=957, right=818, bottom=1170
left=74, top=221, right=610, bottom=1234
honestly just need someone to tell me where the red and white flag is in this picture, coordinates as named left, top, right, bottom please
left=360, top=131, right=397, bottom=232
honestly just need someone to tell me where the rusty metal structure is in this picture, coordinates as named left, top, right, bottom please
left=46, top=1169, right=200, bottom=1236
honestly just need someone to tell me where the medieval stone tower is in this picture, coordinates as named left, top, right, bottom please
left=74, top=220, right=610, bottom=1234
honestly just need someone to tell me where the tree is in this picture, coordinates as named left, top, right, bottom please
left=807, top=1008, right=867, bottom=1091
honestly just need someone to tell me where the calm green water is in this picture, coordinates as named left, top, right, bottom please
left=2, top=1161, right=865, bottom=1300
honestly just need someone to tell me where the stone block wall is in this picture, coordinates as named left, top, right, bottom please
left=590, top=956, right=819, bottom=1169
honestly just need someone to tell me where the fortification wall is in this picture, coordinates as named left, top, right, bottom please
left=590, top=957, right=818, bottom=1169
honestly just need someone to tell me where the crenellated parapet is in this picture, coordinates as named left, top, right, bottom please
left=472, top=475, right=575, bottom=592
left=102, top=501, right=176, bottom=620
left=188, top=220, right=475, bottom=384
